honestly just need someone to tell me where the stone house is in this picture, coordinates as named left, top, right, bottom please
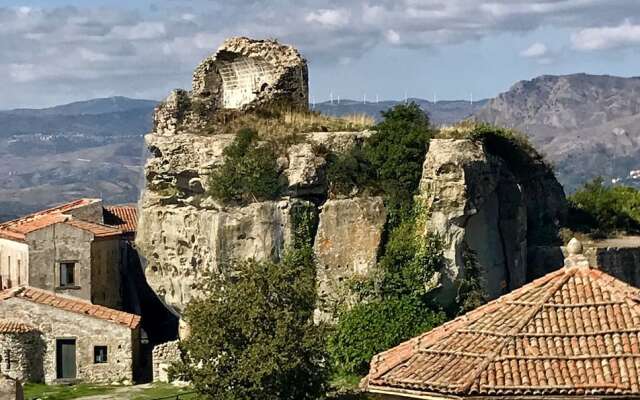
left=0, top=320, right=42, bottom=382
left=0, top=199, right=128, bottom=310
left=0, top=286, right=140, bottom=384
left=363, top=239, right=640, bottom=399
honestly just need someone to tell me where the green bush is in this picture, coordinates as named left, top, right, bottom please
left=326, top=102, right=433, bottom=225
left=208, top=128, right=284, bottom=204
left=328, top=297, right=445, bottom=375
left=170, top=246, right=328, bottom=400
left=377, top=218, right=446, bottom=300
left=568, top=178, right=640, bottom=237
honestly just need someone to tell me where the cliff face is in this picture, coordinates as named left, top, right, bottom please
left=136, top=37, right=568, bottom=316
left=418, top=137, right=567, bottom=306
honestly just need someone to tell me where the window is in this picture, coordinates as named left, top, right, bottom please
left=59, top=262, right=76, bottom=287
left=94, top=346, right=108, bottom=364
left=4, top=349, right=10, bottom=371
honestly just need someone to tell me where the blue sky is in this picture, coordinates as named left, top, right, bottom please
left=1, top=0, right=640, bottom=109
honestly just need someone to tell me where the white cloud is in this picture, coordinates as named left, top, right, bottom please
left=572, top=20, right=640, bottom=51
left=305, top=9, right=350, bottom=27
left=3, top=1, right=640, bottom=107
left=520, top=42, right=548, bottom=58
left=385, top=29, right=401, bottom=44
left=110, top=22, right=166, bottom=40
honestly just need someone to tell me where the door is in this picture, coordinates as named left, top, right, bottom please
left=56, top=339, right=76, bottom=379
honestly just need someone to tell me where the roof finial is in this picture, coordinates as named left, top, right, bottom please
left=564, top=237, right=589, bottom=269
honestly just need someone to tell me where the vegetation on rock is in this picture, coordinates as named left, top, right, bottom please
left=207, top=128, right=285, bottom=204
left=170, top=246, right=327, bottom=400
left=566, top=178, right=640, bottom=238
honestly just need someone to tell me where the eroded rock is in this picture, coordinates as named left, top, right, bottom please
left=418, top=138, right=566, bottom=308
left=137, top=200, right=315, bottom=312
left=314, top=197, right=386, bottom=319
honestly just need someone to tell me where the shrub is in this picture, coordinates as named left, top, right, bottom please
left=365, top=103, right=434, bottom=225
left=208, top=128, right=284, bottom=204
left=328, top=297, right=445, bottom=375
left=377, top=218, right=447, bottom=300
left=455, top=245, right=487, bottom=315
left=567, top=178, right=640, bottom=237
left=326, top=146, right=373, bottom=196
left=170, top=246, right=327, bottom=400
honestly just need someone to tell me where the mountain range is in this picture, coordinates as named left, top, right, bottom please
left=2, top=73, right=640, bottom=221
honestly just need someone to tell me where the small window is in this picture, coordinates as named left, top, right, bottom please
left=4, top=349, right=10, bottom=370
left=59, top=262, right=76, bottom=287
left=94, top=346, right=108, bottom=364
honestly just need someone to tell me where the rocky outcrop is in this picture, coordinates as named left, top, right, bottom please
left=154, top=37, right=308, bottom=136
left=314, top=197, right=386, bottom=319
left=137, top=200, right=315, bottom=312
left=418, top=138, right=567, bottom=307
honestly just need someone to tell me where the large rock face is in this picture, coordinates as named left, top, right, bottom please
left=418, top=138, right=567, bottom=306
left=314, top=197, right=386, bottom=318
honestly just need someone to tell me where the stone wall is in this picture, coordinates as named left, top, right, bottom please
left=27, top=223, right=94, bottom=301
left=65, top=201, right=104, bottom=224
left=152, top=340, right=179, bottom=383
left=0, top=375, right=23, bottom=400
left=0, top=298, right=137, bottom=384
left=0, top=239, right=28, bottom=290
left=0, top=332, right=43, bottom=382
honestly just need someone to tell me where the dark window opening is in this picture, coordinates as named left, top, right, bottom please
left=59, top=262, right=76, bottom=287
left=94, top=346, right=108, bottom=364
left=4, top=349, right=10, bottom=370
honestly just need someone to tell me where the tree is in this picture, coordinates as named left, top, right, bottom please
left=365, top=102, right=434, bottom=225
left=170, top=247, right=328, bottom=400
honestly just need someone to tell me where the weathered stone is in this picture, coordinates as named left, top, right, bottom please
left=152, top=340, right=180, bottom=383
left=418, top=138, right=566, bottom=308
left=0, top=375, right=22, bottom=400
left=136, top=200, right=315, bottom=312
left=286, top=143, right=327, bottom=196
left=0, top=331, right=42, bottom=382
left=153, top=37, right=308, bottom=136
left=314, top=197, right=386, bottom=319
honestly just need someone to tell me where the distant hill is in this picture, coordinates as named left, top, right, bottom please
left=0, top=97, right=157, bottom=221
left=0, top=97, right=157, bottom=137
left=475, top=73, right=640, bottom=191
left=315, top=98, right=489, bottom=126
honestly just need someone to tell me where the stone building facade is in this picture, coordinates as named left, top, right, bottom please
left=0, top=199, right=126, bottom=310
left=0, top=320, right=42, bottom=382
left=0, top=286, right=140, bottom=384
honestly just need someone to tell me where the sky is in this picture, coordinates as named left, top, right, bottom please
left=1, top=0, right=640, bottom=109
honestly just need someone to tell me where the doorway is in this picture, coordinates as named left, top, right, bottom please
left=56, top=339, right=76, bottom=380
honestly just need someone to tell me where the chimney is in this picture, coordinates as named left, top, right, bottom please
left=564, top=237, right=590, bottom=269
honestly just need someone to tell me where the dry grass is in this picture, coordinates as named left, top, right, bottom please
left=203, top=107, right=375, bottom=138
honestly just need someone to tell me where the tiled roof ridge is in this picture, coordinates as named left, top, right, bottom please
left=0, top=198, right=99, bottom=226
left=0, top=318, right=37, bottom=333
left=365, top=261, right=640, bottom=398
left=366, top=267, right=569, bottom=383
left=461, top=268, right=576, bottom=394
left=0, top=286, right=140, bottom=329
left=63, top=218, right=123, bottom=237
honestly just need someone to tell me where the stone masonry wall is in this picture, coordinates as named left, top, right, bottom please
left=152, top=340, right=179, bottom=383
left=0, top=298, right=136, bottom=384
left=0, top=332, right=43, bottom=382
left=90, top=238, right=122, bottom=310
left=26, top=224, right=94, bottom=302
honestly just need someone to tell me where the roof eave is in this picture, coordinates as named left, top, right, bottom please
left=366, top=385, right=463, bottom=400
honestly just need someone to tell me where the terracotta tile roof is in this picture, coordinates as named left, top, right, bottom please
left=104, top=205, right=138, bottom=233
left=0, top=319, right=37, bottom=334
left=364, top=264, right=640, bottom=398
left=0, top=198, right=101, bottom=242
left=63, top=219, right=122, bottom=238
left=0, top=286, right=140, bottom=329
